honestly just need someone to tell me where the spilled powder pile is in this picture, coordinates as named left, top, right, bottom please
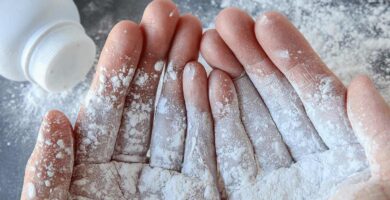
left=0, top=0, right=389, bottom=199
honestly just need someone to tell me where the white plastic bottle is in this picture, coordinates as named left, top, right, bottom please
left=0, top=0, right=96, bottom=92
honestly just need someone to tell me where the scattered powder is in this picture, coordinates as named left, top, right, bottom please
left=230, top=145, right=367, bottom=200
left=216, top=0, right=390, bottom=102
left=166, top=62, right=178, bottom=81
left=21, top=116, right=74, bottom=199
left=56, top=140, right=65, bottom=149
left=138, top=107, right=219, bottom=199
left=113, top=60, right=163, bottom=163
left=75, top=64, right=135, bottom=163
left=150, top=61, right=187, bottom=171
left=169, top=10, right=175, bottom=18
left=55, top=152, right=64, bottom=159
left=156, top=97, right=169, bottom=114
left=139, top=166, right=218, bottom=199
left=154, top=60, right=165, bottom=72
left=212, top=88, right=258, bottom=195
left=234, top=74, right=292, bottom=172
left=246, top=67, right=327, bottom=160
left=274, top=49, right=290, bottom=59
left=0, top=0, right=388, bottom=199
left=27, top=182, right=36, bottom=199
left=182, top=107, right=217, bottom=184
left=214, top=87, right=368, bottom=199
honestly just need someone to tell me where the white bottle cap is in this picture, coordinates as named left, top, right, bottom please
left=23, top=22, right=96, bottom=92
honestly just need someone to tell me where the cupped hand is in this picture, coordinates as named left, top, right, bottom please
left=21, top=0, right=219, bottom=199
left=201, top=8, right=390, bottom=200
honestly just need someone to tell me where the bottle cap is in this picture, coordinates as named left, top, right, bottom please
left=25, top=22, right=96, bottom=92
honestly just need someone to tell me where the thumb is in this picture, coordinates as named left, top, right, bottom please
left=21, top=110, right=74, bottom=200
left=347, top=75, right=390, bottom=181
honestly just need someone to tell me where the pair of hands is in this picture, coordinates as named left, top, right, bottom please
left=21, top=0, right=390, bottom=199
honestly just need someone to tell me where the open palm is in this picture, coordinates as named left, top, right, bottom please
left=21, top=1, right=218, bottom=199
left=21, top=2, right=390, bottom=200
left=201, top=8, right=389, bottom=200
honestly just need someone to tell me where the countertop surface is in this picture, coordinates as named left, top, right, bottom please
left=0, top=0, right=389, bottom=199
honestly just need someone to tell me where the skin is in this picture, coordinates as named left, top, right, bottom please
left=21, top=0, right=218, bottom=199
left=203, top=8, right=390, bottom=200
left=21, top=2, right=390, bottom=200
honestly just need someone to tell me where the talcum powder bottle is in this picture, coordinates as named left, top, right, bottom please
left=0, top=0, right=96, bottom=92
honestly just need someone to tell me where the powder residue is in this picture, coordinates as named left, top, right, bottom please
left=0, top=1, right=389, bottom=199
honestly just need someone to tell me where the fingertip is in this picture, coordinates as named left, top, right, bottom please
left=183, top=61, right=209, bottom=112
left=146, top=0, right=179, bottom=15
left=22, top=110, right=74, bottom=200
left=215, top=7, right=266, bottom=67
left=97, top=20, right=143, bottom=80
left=42, top=110, right=73, bottom=140
left=168, top=14, right=202, bottom=66
left=113, top=20, right=142, bottom=36
left=181, top=13, right=202, bottom=30
left=208, top=69, right=238, bottom=118
left=216, top=7, right=250, bottom=28
left=216, top=7, right=254, bottom=34
left=254, top=10, right=320, bottom=74
left=183, top=61, right=207, bottom=81
left=208, top=69, right=234, bottom=94
left=39, top=110, right=74, bottom=158
left=202, top=29, right=217, bottom=38
left=200, top=29, right=244, bottom=78
left=347, top=75, right=389, bottom=126
left=141, top=0, right=180, bottom=58
left=348, top=75, right=373, bottom=94
left=200, top=29, right=217, bottom=55
left=256, top=11, right=287, bottom=27
left=44, top=109, right=69, bottom=123
left=105, top=20, right=143, bottom=54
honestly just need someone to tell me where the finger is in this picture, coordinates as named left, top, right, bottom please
left=182, top=62, right=218, bottom=183
left=347, top=75, right=390, bottom=181
left=74, top=21, right=143, bottom=164
left=209, top=69, right=257, bottom=195
left=255, top=11, right=358, bottom=148
left=22, top=110, right=73, bottom=200
left=201, top=29, right=292, bottom=171
left=200, top=30, right=243, bottom=78
left=113, top=0, right=180, bottom=163
left=149, top=14, right=202, bottom=170
left=216, top=8, right=326, bottom=160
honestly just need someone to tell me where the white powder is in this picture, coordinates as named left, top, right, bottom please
left=273, top=50, right=290, bottom=59
left=154, top=60, right=165, bottom=72
left=217, top=0, right=390, bottom=103
left=214, top=89, right=368, bottom=199
left=1, top=1, right=388, bottom=199
left=169, top=10, right=175, bottom=18
left=27, top=182, right=36, bottom=199
left=234, top=75, right=292, bottom=172
left=166, top=62, right=178, bottom=81
left=149, top=61, right=187, bottom=171
left=3, top=0, right=387, bottom=153
left=113, top=61, right=162, bottom=163
left=56, top=140, right=65, bottom=149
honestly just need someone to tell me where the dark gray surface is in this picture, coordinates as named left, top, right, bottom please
left=0, top=0, right=388, bottom=199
